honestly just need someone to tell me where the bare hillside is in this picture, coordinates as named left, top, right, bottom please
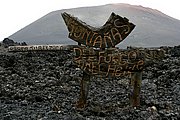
left=9, top=3, right=180, bottom=48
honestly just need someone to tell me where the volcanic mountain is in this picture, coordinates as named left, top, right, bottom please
left=9, top=3, right=180, bottom=48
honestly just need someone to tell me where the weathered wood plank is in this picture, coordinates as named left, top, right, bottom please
left=73, top=46, right=164, bottom=78
left=61, top=12, right=135, bottom=48
left=8, top=45, right=79, bottom=52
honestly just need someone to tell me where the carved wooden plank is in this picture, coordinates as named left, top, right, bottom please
left=61, top=12, right=135, bottom=48
left=8, top=45, right=79, bottom=52
left=73, top=46, right=164, bottom=78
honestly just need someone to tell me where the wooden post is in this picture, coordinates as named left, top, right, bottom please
left=76, top=72, right=90, bottom=108
left=130, top=71, right=142, bottom=107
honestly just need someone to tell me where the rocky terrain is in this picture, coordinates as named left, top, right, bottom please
left=0, top=44, right=180, bottom=120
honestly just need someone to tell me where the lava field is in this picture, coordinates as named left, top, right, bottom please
left=0, top=45, right=180, bottom=120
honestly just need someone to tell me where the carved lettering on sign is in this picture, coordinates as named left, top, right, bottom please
left=61, top=12, right=135, bottom=48
left=8, top=45, right=165, bottom=78
left=73, top=46, right=164, bottom=78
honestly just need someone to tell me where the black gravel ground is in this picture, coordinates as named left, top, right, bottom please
left=0, top=45, right=180, bottom=120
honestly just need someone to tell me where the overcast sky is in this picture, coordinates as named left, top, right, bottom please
left=0, top=0, right=180, bottom=41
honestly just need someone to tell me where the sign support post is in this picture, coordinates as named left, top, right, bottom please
left=130, top=72, right=142, bottom=107
left=76, top=72, right=90, bottom=108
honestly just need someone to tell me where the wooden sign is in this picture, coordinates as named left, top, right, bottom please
left=8, top=45, right=65, bottom=51
left=61, top=12, right=135, bottom=48
left=7, top=12, right=165, bottom=108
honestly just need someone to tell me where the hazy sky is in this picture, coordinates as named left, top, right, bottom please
left=0, top=0, right=179, bottom=41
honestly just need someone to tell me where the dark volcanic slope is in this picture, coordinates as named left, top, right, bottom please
left=9, top=3, right=180, bottom=48
left=0, top=46, right=180, bottom=119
